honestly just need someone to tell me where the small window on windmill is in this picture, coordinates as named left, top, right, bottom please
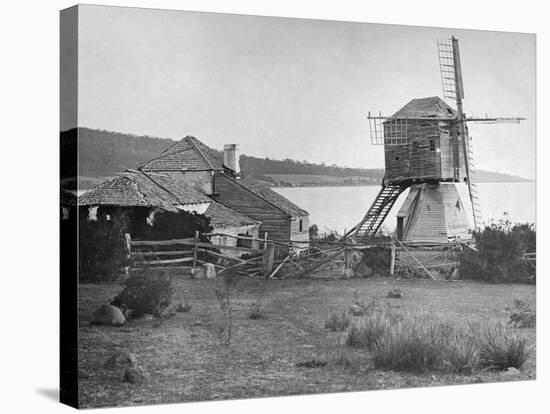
left=456, top=200, right=461, bottom=211
left=384, top=119, right=407, bottom=146
left=430, top=140, right=435, bottom=151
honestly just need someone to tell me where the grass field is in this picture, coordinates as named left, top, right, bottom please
left=78, top=276, right=536, bottom=408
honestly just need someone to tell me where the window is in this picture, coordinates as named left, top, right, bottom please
left=237, top=232, right=252, bottom=248
left=394, top=156, right=400, bottom=161
left=299, top=219, right=303, bottom=232
left=430, top=140, right=435, bottom=151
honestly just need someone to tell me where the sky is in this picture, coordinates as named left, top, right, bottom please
left=72, top=5, right=536, bottom=179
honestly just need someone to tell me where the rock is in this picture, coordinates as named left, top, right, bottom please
left=203, top=263, right=216, bottom=279
left=123, top=367, right=144, bottom=384
left=123, top=309, right=133, bottom=319
left=341, top=268, right=354, bottom=279
left=191, top=263, right=217, bottom=279
left=354, top=262, right=373, bottom=278
left=450, top=268, right=461, bottom=280
left=137, top=314, right=155, bottom=322
left=104, top=351, right=138, bottom=369
left=501, top=367, right=520, bottom=376
left=91, top=304, right=126, bottom=326
left=387, top=288, right=403, bottom=299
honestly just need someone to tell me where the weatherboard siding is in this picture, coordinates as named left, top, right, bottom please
left=213, top=173, right=291, bottom=242
left=209, top=223, right=261, bottom=258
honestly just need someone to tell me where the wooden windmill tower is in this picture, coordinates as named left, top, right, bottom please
left=344, top=36, right=524, bottom=243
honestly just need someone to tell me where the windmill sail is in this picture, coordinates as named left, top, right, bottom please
left=438, top=36, right=481, bottom=229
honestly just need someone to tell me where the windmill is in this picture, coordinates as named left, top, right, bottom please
left=344, top=36, right=525, bottom=243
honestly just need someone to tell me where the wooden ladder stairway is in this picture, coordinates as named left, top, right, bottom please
left=346, top=184, right=407, bottom=241
left=466, top=138, right=482, bottom=229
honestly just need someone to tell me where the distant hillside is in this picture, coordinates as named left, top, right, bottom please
left=61, top=127, right=531, bottom=188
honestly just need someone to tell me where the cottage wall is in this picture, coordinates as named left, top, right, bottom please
left=290, top=216, right=309, bottom=251
left=213, top=173, right=291, bottom=242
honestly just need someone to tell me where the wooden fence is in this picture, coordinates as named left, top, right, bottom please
left=125, top=231, right=276, bottom=277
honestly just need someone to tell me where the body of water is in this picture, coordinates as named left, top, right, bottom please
left=274, top=182, right=536, bottom=234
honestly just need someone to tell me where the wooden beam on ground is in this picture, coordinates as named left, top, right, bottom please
left=300, top=247, right=346, bottom=278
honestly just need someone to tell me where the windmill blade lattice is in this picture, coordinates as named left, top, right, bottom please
left=437, top=39, right=458, bottom=103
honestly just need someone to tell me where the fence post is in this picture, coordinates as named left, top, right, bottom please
left=390, top=237, right=396, bottom=276
left=192, top=230, right=199, bottom=269
left=263, top=232, right=268, bottom=250
left=262, top=243, right=275, bottom=278
left=344, top=247, right=352, bottom=270
left=124, top=233, right=132, bottom=277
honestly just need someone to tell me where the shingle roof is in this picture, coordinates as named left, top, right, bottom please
left=140, top=135, right=309, bottom=218
left=205, top=201, right=260, bottom=229
left=78, top=170, right=211, bottom=211
left=61, top=188, right=77, bottom=206
left=140, top=136, right=224, bottom=171
left=392, top=96, right=457, bottom=119
left=236, top=175, right=309, bottom=217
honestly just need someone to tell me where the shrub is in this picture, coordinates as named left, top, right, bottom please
left=78, top=211, right=130, bottom=282
left=111, top=270, right=174, bottom=318
left=350, top=292, right=377, bottom=317
left=478, top=323, right=530, bottom=370
left=508, top=299, right=536, bottom=328
left=324, top=310, right=351, bottom=331
left=248, top=302, right=264, bottom=320
left=460, top=219, right=536, bottom=283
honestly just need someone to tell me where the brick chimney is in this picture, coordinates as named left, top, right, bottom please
left=223, top=144, right=240, bottom=178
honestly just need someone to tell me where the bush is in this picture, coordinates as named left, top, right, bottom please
left=111, top=270, right=174, bottom=318
left=478, top=323, right=530, bottom=370
left=324, top=310, right=351, bottom=331
left=78, top=211, right=130, bottom=282
left=508, top=299, right=536, bottom=328
left=460, top=219, right=536, bottom=283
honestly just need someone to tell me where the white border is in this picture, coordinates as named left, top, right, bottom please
left=2, top=1, right=546, bottom=413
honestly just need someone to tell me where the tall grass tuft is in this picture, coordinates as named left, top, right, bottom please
left=478, top=323, right=530, bottom=370
left=324, top=310, right=351, bottom=332
left=345, top=313, right=390, bottom=350
left=350, top=312, right=530, bottom=374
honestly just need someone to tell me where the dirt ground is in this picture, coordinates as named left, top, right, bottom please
left=77, top=274, right=536, bottom=408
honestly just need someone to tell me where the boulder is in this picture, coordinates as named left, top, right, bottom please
left=137, top=314, right=155, bottom=322
left=387, top=288, right=403, bottom=299
left=450, top=268, right=461, bottom=280
left=354, top=262, right=373, bottom=278
left=104, top=351, right=138, bottom=369
left=501, top=367, right=520, bottom=376
left=190, top=267, right=205, bottom=279
left=203, top=263, right=217, bottom=279
left=91, top=304, right=126, bottom=326
left=123, top=367, right=144, bottom=384
left=341, top=268, right=354, bottom=279
left=191, top=263, right=216, bottom=279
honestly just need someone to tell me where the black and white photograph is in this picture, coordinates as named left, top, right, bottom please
left=56, top=2, right=539, bottom=411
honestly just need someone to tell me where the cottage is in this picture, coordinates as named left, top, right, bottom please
left=139, top=136, right=310, bottom=248
left=78, top=169, right=263, bottom=252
